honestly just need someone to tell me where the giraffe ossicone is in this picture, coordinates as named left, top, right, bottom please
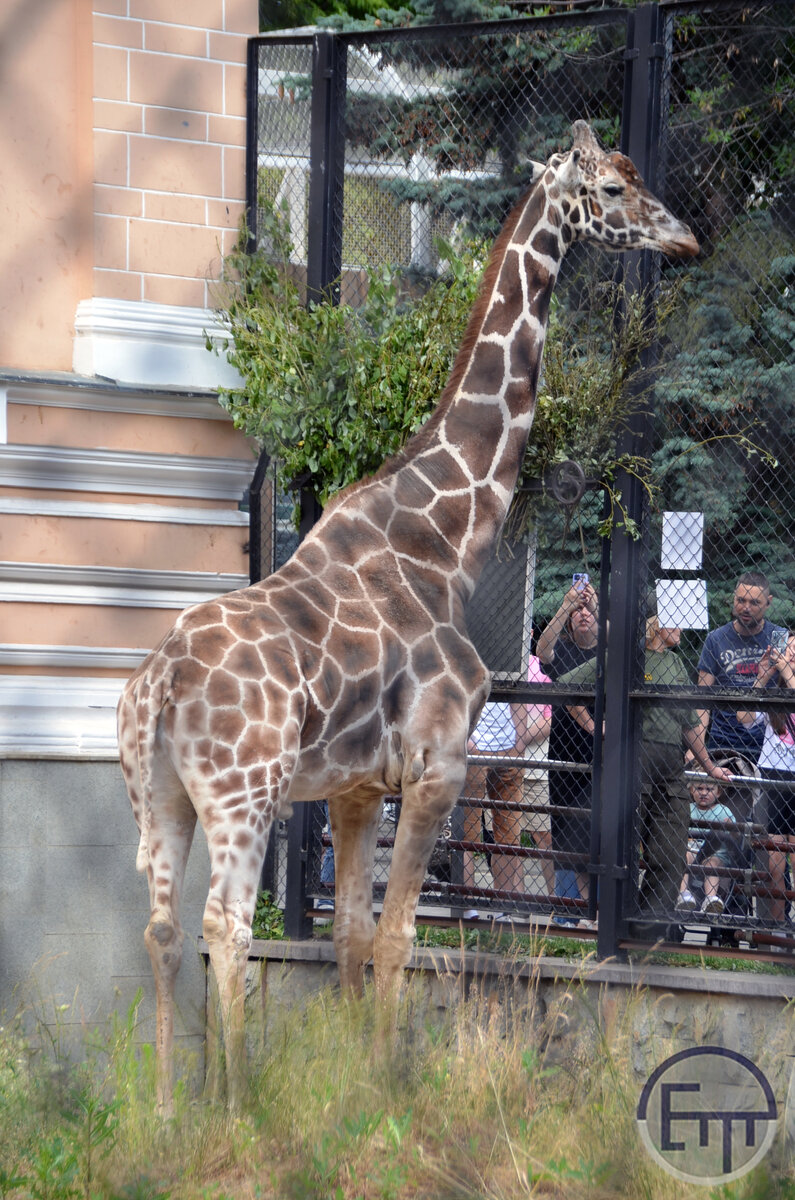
left=117, top=120, right=698, bottom=1111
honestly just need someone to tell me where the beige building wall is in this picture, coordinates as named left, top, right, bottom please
left=0, top=0, right=252, bottom=369
left=0, top=2, right=265, bottom=1057
left=0, top=0, right=94, bottom=371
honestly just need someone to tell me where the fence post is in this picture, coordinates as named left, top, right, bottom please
left=284, top=802, right=316, bottom=938
left=306, top=30, right=347, bottom=304
left=282, top=488, right=327, bottom=938
left=248, top=448, right=272, bottom=586
left=246, top=449, right=282, bottom=902
left=245, top=36, right=261, bottom=252
left=281, top=32, right=346, bottom=936
left=597, top=2, right=667, bottom=960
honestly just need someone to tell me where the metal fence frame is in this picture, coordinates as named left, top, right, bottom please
left=245, top=1, right=795, bottom=958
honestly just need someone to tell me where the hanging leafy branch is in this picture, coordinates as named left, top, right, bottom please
left=213, top=206, right=482, bottom=515
left=510, top=278, right=684, bottom=539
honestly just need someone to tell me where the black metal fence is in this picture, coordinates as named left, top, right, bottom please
left=245, top=1, right=795, bottom=958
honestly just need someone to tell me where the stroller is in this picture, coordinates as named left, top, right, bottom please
left=681, top=750, right=760, bottom=937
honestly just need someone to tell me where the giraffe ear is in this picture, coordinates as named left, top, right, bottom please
left=528, top=160, right=545, bottom=182
left=558, top=148, right=582, bottom=191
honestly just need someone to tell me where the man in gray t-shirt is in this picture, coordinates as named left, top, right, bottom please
left=698, top=571, right=785, bottom=762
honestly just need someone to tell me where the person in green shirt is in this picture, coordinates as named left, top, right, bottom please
left=559, top=598, right=730, bottom=938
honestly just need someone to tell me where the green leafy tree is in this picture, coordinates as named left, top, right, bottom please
left=259, top=0, right=407, bottom=33
left=324, top=2, right=626, bottom=240
left=663, top=5, right=794, bottom=254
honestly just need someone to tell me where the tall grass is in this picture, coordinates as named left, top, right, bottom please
left=1, top=943, right=793, bottom=1199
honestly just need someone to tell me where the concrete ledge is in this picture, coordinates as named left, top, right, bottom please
left=237, top=938, right=795, bottom=1001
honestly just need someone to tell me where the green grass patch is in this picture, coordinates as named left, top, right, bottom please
left=2, top=960, right=794, bottom=1198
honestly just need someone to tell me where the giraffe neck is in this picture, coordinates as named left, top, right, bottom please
left=387, top=180, right=562, bottom=593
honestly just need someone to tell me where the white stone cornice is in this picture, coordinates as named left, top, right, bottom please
left=0, top=644, right=148, bottom=669
left=0, top=562, right=248, bottom=608
left=0, top=497, right=249, bottom=525
left=72, top=298, right=242, bottom=390
left=2, top=373, right=230, bottom=421
left=0, top=675, right=122, bottom=758
left=0, top=443, right=255, bottom=501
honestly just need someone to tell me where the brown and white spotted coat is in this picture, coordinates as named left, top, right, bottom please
left=117, top=120, right=698, bottom=1110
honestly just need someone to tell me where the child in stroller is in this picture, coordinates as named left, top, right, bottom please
left=677, top=774, right=751, bottom=916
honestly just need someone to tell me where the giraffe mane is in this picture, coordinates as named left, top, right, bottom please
left=320, top=179, right=545, bottom=519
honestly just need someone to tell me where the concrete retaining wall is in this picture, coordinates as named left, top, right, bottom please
left=0, top=757, right=209, bottom=1064
left=240, top=940, right=795, bottom=1105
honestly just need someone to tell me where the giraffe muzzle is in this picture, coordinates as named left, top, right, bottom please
left=661, top=226, right=700, bottom=259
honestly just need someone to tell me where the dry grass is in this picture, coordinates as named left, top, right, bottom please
left=1, top=943, right=794, bottom=1199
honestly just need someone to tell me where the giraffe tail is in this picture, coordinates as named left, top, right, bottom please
left=119, top=668, right=167, bottom=876
left=136, top=677, right=169, bottom=874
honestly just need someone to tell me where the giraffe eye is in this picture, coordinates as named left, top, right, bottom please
left=603, top=184, right=624, bottom=198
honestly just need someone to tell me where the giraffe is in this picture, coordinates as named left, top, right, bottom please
left=117, top=120, right=698, bottom=1111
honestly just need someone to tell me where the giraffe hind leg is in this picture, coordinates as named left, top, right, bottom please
left=140, top=760, right=197, bottom=1115
left=200, top=790, right=275, bottom=1108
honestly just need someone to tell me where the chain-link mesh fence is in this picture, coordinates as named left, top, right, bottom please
left=627, top=3, right=795, bottom=950
left=247, top=1, right=794, bottom=953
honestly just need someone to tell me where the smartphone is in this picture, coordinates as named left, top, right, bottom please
left=770, top=628, right=789, bottom=652
left=572, top=572, right=589, bottom=590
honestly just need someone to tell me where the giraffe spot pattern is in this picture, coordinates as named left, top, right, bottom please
left=461, top=342, right=505, bottom=396
left=416, top=448, right=470, bottom=492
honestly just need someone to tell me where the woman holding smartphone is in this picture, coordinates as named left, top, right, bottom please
left=537, top=576, right=601, bottom=920
left=737, top=632, right=795, bottom=922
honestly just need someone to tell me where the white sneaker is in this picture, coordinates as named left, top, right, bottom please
left=701, top=895, right=724, bottom=915
left=462, top=909, right=480, bottom=920
left=677, top=890, right=697, bottom=911
left=494, top=913, right=515, bottom=924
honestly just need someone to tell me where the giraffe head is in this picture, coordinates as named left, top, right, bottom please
left=533, top=120, right=698, bottom=259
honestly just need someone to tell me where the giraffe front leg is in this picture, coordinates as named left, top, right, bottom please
left=373, top=760, right=465, bottom=1005
left=203, top=896, right=256, bottom=1109
left=327, top=793, right=382, bottom=995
